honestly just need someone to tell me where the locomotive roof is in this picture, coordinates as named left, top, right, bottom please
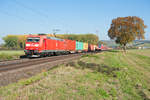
left=27, top=35, right=64, bottom=41
left=27, top=35, right=44, bottom=37
left=47, top=37, right=64, bottom=41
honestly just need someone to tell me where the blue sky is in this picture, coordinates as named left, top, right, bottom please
left=0, top=0, right=150, bottom=43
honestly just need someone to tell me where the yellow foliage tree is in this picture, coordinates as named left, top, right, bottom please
left=108, top=16, right=147, bottom=51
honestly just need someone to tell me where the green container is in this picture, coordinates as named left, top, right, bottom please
left=76, top=41, right=83, bottom=51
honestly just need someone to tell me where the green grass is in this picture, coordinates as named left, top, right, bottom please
left=0, top=49, right=150, bottom=100
left=0, top=50, right=24, bottom=60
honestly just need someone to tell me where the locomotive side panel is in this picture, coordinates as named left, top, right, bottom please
left=59, top=40, right=65, bottom=51
left=45, top=39, right=56, bottom=51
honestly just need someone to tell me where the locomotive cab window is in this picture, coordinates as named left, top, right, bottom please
left=27, top=37, right=40, bottom=42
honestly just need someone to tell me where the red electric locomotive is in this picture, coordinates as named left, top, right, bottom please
left=24, top=34, right=103, bottom=57
left=24, top=34, right=76, bottom=57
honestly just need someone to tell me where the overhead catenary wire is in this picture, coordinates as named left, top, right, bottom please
left=0, top=10, right=32, bottom=24
left=0, top=0, right=50, bottom=32
left=13, top=0, right=59, bottom=33
left=13, top=0, right=68, bottom=33
left=13, top=0, right=49, bottom=19
left=0, top=10, right=49, bottom=35
left=0, top=0, right=65, bottom=34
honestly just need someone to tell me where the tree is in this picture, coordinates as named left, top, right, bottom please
left=3, top=35, right=27, bottom=49
left=17, top=35, right=27, bottom=49
left=3, top=35, right=18, bottom=49
left=108, top=16, right=147, bottom=51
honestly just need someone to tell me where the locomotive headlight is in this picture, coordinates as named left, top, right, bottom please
left=26, top=44, right=30, bottom=46
left=35, top=44, right=39, bottom=47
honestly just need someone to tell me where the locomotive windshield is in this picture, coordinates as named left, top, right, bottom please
left=27, top=37, right=40, bottom=42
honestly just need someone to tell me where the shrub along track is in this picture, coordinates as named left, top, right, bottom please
left=0, top=52, right=101, bottom=87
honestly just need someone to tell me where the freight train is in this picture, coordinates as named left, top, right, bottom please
left=24, top=34, right=102, bottom=57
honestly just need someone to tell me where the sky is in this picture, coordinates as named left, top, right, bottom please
left=0, top=0, right=150, bottom=43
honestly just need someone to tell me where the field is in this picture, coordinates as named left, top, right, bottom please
left=0, top=49, right=150, bottom=100
left=0, top=50, right=24, bottom=61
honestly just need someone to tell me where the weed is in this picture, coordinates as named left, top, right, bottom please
left=0, top=50, right=24, bottom=60
left=77, top=86, right=87, bottom=96
left=81, top=54, right=99, bottom=59
left=138, top=89, right=150, bottom=100
left=96, top=88, right=109, bottom=98
left=19, top=73, right=45, bottom=86
left=109, top=88, right=117, bottom=97
left=66, top=61, right=76, bottom=67
left=108, top=50, right=119, bottom=53
left=77, top=60, right=120, bottom=76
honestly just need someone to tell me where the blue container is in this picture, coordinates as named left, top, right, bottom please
left=76, top=41, right=83, bottom=51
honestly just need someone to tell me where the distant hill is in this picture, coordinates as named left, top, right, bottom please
left=100, top=40, right=119, bottom=48
left=101, top=40, right=150, bottom=48
left=132, top=40, right=150, bottom=48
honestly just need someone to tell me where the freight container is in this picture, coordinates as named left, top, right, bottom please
left=76, top=41, right=83, bottom=52
left=96, top=43, right=103, bottom=51
left=64, top=39, right=76, bottom=53
left=88, top=44, right=94, bottom=51
left=83, top=43, right=88, bottom=51
left=93, top=45, right=97, bottom=51
left=98, top=43, right=102, bottom=48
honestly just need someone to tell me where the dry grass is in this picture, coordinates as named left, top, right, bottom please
left=0, top=50, right=24, bottom=60
left=0, top=49, right=150, bottom=100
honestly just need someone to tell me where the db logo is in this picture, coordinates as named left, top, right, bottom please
left=31, top=44, right=34, bottom=46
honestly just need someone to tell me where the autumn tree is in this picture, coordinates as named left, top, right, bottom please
left=108, top=16, right=147, bottom=51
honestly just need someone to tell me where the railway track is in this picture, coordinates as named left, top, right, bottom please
left=0, top=52, right=101, bottom=87
left=0, top=51, right=101, bottom=72
left=0, top=54, right=82, bottom=72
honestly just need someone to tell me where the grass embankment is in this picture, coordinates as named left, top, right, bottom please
left=0, top=50, right=150, bottom=100
left=0, top=50, right=24, bottom=61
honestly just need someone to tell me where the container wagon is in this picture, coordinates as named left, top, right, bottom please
left=96, top=43, right=102, bottom=51
left=64, top=39, right=76, bottom=53
left=83, top=43, right=88, bottom=52
left=88, top=44, right=95, bottom=52
left=76, top=41, right=83, bottom=52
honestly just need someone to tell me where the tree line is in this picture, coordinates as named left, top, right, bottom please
left=56, top=34, right=99, bottom=44
left=2, top=34, right=99, bottom=49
